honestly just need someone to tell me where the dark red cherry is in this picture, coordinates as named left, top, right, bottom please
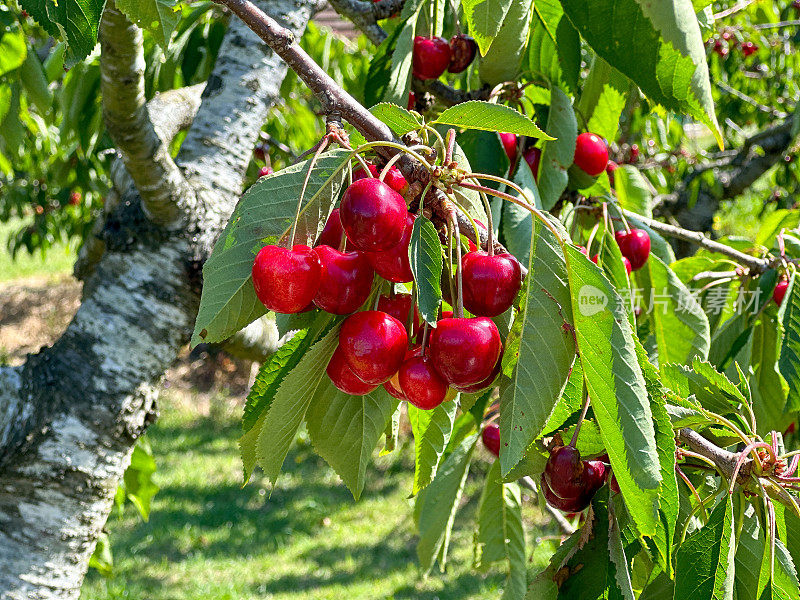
left=352, top=162, right=409, bottom=195
left=741, top=41, right=758, bottom=56
left=340, top=178, right=408, bottom=252
left=412, top=36, right=451, bottom=80
left=523, top=147, right=541, bottom=182
left=606, top=160, right=618, bottom=186
left=429, top=317, right=502, bottom=387
left=339, top=311, right=409, bottom=384
left=252, top=245, right=321, bottom=314
left=447, top=34, right=477, bottom=73
left=574, top=132, right=609, bottom=177
left=614, top=228, right=651, bottom=271
left=608, top=472, right=620, bottom=494
left=461, top=251, right=522, bottom=317
left=628, top=143, right=640, bottom=163
left=774, top=279, right=789, bottom=306
left=540, top=474, right=592, bottom=512
left=452, top=352, right=501, bottom=393
left=544, top=446, right=585, bottom=499
left=377, top=293, right=420, bottom=335
left=365, top=213, right=415, bottom=282
left=316, top=208, right=346, bottom=249
left=407, top=91, right=417, bottom=111
left=327, top=347, right=378, bottom=395
left=399, top=354, right=449, bottom=410
left=499, top=133, right=518, bottom=163
left=583, top=460, right=607, bottom=493
left=312, top=245, right=374, bottom=314
left=482, top=423, right=501, bottom=457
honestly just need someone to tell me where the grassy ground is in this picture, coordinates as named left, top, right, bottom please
left=0, top=218, right=77, bottom=282
left=80, top=395, right=558, bottom=600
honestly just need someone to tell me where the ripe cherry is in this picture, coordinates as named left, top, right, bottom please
left=384, top=371, right=406, bottom=400
left=353, top=162, right=409, bottom=195
left=252, top=245, right=321, bottom=314
left=467, top=219, right=487, bottom=252
left=453, top=352, right=501, bottom=393
left=377, top=293, right=419, bottom=335
left=316, top=208, right=346, bottom=249
left=399, top=354, right=449, bottom=410
left=312, top=245, right=374, bottom=314
left=628, top=143, right=640, bottom=163
left=774, top=279, right=789, bottom=306
left=340, top=178, right=408, bottom=252
left=499, top=133, right=518, bottom=164
left=258, top=166, right=273, bottom=177
left=412, top=36, right=451, bottom=80
left=482, top=423, right=501, bottom=457
left=461, top=251, right=522, bottom=317
left=606, top=160, right=618, bottom=186
left=609, top=473, right=620, bottom=494
left=447, top=34, right=477, bottom=74
left=741, top=41, right=759, bottom=57
left=544, top=445, right=585, bottom=499
left=339, top=311, right=408, bottom=385
left=408, top=91, right=417, bottom=111
left=573, top=133, right=609, bottom=177
left=69, top=191, right=81, bottom=206
left=429, top=317, right=502, bottom=387
left=523, top=147, right=541, bottom=181
left=327, top=347, right=378, bottom=395
left=365, top=213, right=415, bottom=282
left=614, top=228, right=651, bottom=271
left=540, top=474, right=592, bottom=512
left=591, top=253, right=632, bottom=275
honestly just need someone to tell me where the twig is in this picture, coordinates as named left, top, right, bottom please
left=678, top=428, right=753, bottom=483
left=716, top=81, right=788, bottom=119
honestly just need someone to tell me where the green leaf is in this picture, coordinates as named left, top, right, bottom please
left=614, top=166, right=652, bottom=218
left=242, top=325, right=340, bottom=484
left=499, top=219, right=576, bottom=476
left=660, top=358, right=747, bottom=417
left=432, top=101, right=552, bottom=140
left=780, top=274, right=800, bottom=411
left=564, top=245, right=660, bottom=537
left=750, top=313, right=791, bottom=436
left=0, top=29, right=27, bottom=75
left=116, top=0, right=179, bottom=49
left=501, top=157, right=542, bottom=266
left=559, top=0, right=722, bottom=147
left=415, top=433, right=478, bottom=574
left=461, top=0, right=515, bottom=56
left=502, top=484, right=526, bottom=600
left=306, top=380, right=398, bottom=500
left=365, top=23, right=404, bottom=108
left=409, top=216, right=443, bottom=326
left=638, top=253, right=710, bottom=364
left=756, top=210, right=800, bottom=248
left=674, top=495, right=736, bottom=600
left=380, top=406, right=401, bottom=456
left=457, top=128, right=510, bottom=186
left=735, top=501, right=770, bottom=600
left=18, top=48, right=52, bottom=113
left=408, top=401, right=457, bottom=495
left=575, top=57, right=629, bottom=142
left=383, top=0, right=423, bottom=105
left=529, top=0, right=581, bottom=92
left=34, top=0, right=105, bottom=62
left=88, top=532, right=114, bottom=577
left=122, top=437, right=159, bottom=522
left=538, top=87, right=576, bottom=210
left=370, top=102, right=423, bottom=136
left=192, top=150, right=349, bottom=347
left=478, top=0, right=534, bottom=86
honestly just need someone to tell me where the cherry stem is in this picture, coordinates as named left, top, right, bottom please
left=450, top=211, right=465, bottom=318
left=446, top=220, right=457, bottom=312
left=569, top=382, right=590, bottom=447
left=352, top=140, right=435, bottom=175
left=421, top=322, right=430, bottom=354
left=338, top=228, right=347, bottom=252
left=585, top=220, right=601, bottom=257
left=290, top=136, right=331, bottom=248
left=380, top=152, right=404, bottom=184
left=478, top=189, right=495, bottom=256
left=424, top=126, right=446, bottom=160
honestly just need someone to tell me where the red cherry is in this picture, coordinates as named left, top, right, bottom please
left=609, top=473, right=620, bottom=494
left=377, top=293, right=420, bottom=335
left=447, top=34, right=477, bottom=73
left=583, top=460, right=607, bottom=493
left=252, top=245, right=321, bottom=314
left=399, top=354, right=449, bottom=410
left=523, top=147, right=541, bottom=182
left=315, top=208, right=346, bottom=249
left=384, top=371, right=406, bottom=400
left=482, top=423, right=501, bottom=457
left=614, top=228, right=651, bottom=271
left=340, top=178, right=408, bottom=252
left=312, top=245, right=374, bottom=314
left=591, top=253, right=632, bottom=275
left=574, top=133, right=609, bottom=177
left=540, top=474, right=592, bottom=512
left=461, top=251, right=522, bottom=317
left=741, top=41, right=759, bottom=57
left=339, top=311, right=408, bottom=384
left=258, top=166, right=273, bottom=177
left=353, top=163, right=409, bottom=195
left=577, top=245, right=589, bottom=257
left=499, top=133, right=518, bottom=163
left=606, top=160, right=618, bottom=186
left=365, top=213, right=415, bottom=283
left=544, top=446, right=585, bottom=499
left=69, top=191, right=81, bottom=206
left=407, top=91, right=417, bottom=111
left=429, top=317, right=502, bottom=387
left=254, top=145, right=266, bottom=162
left=452, top=352, right=501, bottom=393
left=774, top=279, right=789, bottom=306
left=327, top=347, right=378, bottom=395
left=467, top=219, right=487, bottom=252
left=412, top=36, right=451, bottom=80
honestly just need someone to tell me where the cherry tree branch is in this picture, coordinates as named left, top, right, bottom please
left=678, top=428, right=753, bottom=482
left=412, top=78, right=491, bottom=107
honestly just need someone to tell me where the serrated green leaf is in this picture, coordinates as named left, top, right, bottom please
left=432, top=101, right=552, bottom=139
left=502, top=481, right=526, bottom=600
left=614, top=166, right=652, bottom=218
left=638, top=253, right=710, bottom=365
left=365, top=23, right=404, bottom=108
left=660, top=358, right=747, bottom=417
left=751, top=313, right=791, bottom=436
left=499, top=219, right=576, bottom=476
left=528, top=0, right=580, bottom=92
left=564, top=245, right=660, bottom=537
left=43, top=0, right=105, bottom=62
left=461, top=0, right=515, bottom=55
left=116, top=0, right=179, bottom=49
left=559, top=0, right=721, bottom=147
left=409, top=216, right=443, bottom=326
left=409, top=401, right=457, bottom=495
left=779, top=274, right=800, bottom=411
left=735, top=501, right=770, bottom=600
left=575, top=57, right=629, bottom=142
left=474, top=461, right=507, bottom=570
left=306, top=380, right=398, bottom=500
left=0, top=29, right=27, bottom=76
left=383, top=0, right=423, bottom=105
left=478, top=0, right=534, bottom=86
left=674, top=494, right=735, bottom=600
left=192, top=150, right=349, bottom=347
left=247, top=326, right=340, bottom=485
left=370, top=102, right=423, bottom=136
left=538, top=87, right=576, bottom=210
left=501, top=159, right=541, bottom=266
left=415, top=433, right=478, bottom=574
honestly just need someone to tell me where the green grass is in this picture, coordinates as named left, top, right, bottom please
left=0, top=218, right=76, bottom=282
left=80, top=395, right=558, bottom=599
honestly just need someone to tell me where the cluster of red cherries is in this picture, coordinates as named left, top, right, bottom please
left=252, top=162, right=523, bottom=410
left=710, top=30, right=759, bottom=58
left=412, top=34, right=478, bottom=80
